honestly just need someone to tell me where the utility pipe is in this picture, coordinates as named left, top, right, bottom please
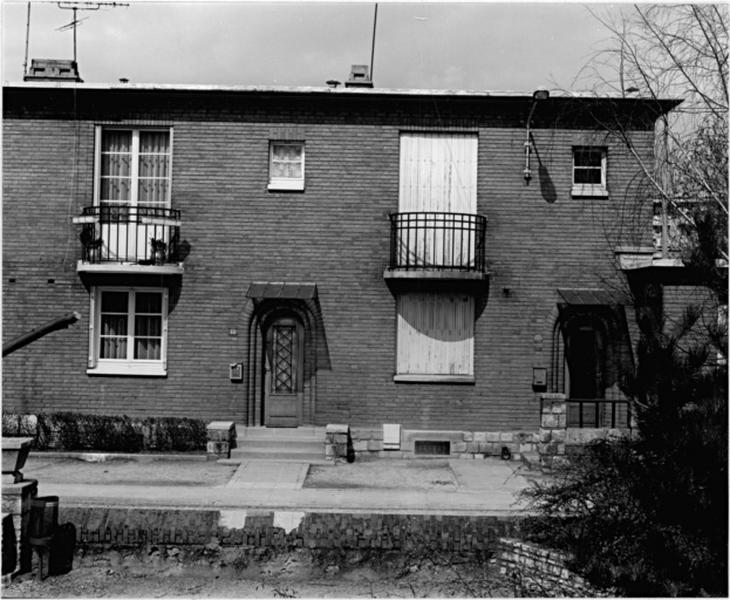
left=3, top=312, right=81, bottom=357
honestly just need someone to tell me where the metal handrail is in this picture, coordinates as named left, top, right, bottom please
left=389, top=211, right=487, bottom=272
left=567, top=398, right=633, bottom=429
left=76, top=205, right=181, bottom=264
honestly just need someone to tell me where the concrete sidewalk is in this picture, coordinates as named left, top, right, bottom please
left=22, top=454, right=540, bottom=516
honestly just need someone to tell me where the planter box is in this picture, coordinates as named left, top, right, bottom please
left=2, top=437, right=34, bottom=483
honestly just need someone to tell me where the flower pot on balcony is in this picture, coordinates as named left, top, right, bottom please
left=2, top=437, right=34, bottom=484
left=150, top=239, right=167, bottom=265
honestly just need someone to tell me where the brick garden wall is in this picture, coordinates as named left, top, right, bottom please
left=3, top=87, right=655, bottom=431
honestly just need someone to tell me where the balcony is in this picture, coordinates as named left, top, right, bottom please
left=74, top=206, right=183, bottom=275
left=385, top=212, right=488, bottom=286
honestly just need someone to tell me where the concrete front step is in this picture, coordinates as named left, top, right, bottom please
left=227, top=449, right=326, bottom=463
left=229, top=425, right=327, bottom=463
left=236, top=426, right=325, bottom=441
left=235, top=440, right=323, bottom=452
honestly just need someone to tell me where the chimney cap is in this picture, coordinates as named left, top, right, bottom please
left=24, top=58, right=83, bottom=83
left=345, top=64, right=373, bottom=88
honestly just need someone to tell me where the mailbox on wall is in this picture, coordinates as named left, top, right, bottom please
left=229, top=363, right=243, bottom=382
left=532, top=367, right=547, bottom=391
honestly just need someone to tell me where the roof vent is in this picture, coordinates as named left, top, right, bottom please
left=24, top=59, right=83, bottom=83
left=345, top=64, right=373, bottom=88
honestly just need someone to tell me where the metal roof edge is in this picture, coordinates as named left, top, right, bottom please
left=1, top=80, right=684, bottom=105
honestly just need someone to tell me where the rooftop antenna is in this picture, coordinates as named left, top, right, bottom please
left=56, top=1, right=129, bottom=64
left=369, top=3, right=378, bottom=82
left=23, top=2, right=31, bottom=76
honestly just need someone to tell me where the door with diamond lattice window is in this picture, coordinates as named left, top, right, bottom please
left=264, top=317, right=304, bottom=427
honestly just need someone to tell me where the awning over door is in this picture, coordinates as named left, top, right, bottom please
left=557, top=288, right=624, bottom=306
left=246, top=282, right=317, bottom=300
left=245, top=281, right=330, bottom=373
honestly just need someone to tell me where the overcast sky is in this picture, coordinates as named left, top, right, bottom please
left=2, top=1, right=620, bottom=92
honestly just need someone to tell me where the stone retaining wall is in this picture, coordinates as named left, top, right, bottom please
left=59, top=507, right=521, bottom=554
left=349, top=427, right=543, bottom=461
left=496, top=538, right=613, bottom=597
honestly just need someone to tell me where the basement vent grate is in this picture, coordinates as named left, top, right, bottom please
left=414, top=440, right=450, bottom=456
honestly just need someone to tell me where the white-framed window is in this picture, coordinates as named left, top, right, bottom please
left=572, top=146, right=607, bottom=197
left=96, top=128, right=172, bottom=208
left=87, top=287, right=168, bottom=376
left=91, top=127, right=173, bottom=263
left=268, top=141, right=305, bottom=191
left=394, top=292, right=475, bottom=383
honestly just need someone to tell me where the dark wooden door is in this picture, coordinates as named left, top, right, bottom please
left=264, top=317, right=303, bottom=427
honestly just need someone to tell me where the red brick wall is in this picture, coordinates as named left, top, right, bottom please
left=2, top=89, right=656, bottom=430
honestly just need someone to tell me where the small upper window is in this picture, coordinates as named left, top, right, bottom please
left=268, top=141, right=305, bottom=191
left=572, top=147, right=607, bottom=197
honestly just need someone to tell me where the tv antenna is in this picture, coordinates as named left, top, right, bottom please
left=56, top=1, right=129, bottom=64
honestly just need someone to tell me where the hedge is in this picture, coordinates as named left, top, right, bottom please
left=1, top=412, right=207, bottom=453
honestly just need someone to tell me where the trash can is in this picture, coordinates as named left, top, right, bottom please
left=49, top=523, right=76, bottom=576
left=2, top=513, right=17, bottom=575
left=29, top=496, right=58, bottom=543
left=28, top=496, right=59, bottom=582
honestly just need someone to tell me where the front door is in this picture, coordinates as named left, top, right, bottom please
left=264, top=317, right=303, bottom=427
left=565, top=319, right=606, bottom=427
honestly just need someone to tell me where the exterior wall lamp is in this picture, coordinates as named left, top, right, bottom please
left=523, top=88, right=550, bottom=183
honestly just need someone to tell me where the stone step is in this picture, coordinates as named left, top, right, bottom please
left=227, top=426, right=328, bottom=463
left=228, top=448, right=325, bottom=463
left=234, top=440, right=323, bottom=452
left=235, top=426, right=325, bottom=441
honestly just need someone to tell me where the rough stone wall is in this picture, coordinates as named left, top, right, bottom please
left=497, top=537, right=613, bottom=597
left=1, top=481, right=38, bottom=579
left=59, top=507, right=520, bottom=554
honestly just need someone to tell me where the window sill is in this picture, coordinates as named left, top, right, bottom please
left=394, top=374, right=475, bottom=384
left=268, top=180, right=305, bottom=192
left=571, top=185, right=608, bottom=198
left=87, top=361, right=166, bottom=377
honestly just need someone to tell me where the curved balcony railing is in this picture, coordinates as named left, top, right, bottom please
left=76, top=205, right=181, bottom=265
left=389, top=212, right=487, bottom=272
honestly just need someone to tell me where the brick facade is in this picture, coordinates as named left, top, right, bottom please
left=3, top=85, right=668, bottom=432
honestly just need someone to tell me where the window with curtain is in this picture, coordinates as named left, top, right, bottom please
left=268, top=141, right=305, bottom=190
left=90, top=287, right=168, bottom=376
left=99, top=129, right=171, bottom=208
left=96, top=128, right=171, bottom=262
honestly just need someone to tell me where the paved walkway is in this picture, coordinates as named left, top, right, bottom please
left=21, top=454, right=542, bottom=516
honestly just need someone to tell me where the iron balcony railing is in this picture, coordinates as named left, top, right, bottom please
left=567, top=398, right=633, bottom=429
left=76, top=205, right=181, bottom=265
left=389, top=212, right=487, bottom=272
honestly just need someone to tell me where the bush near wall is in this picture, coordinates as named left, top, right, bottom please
left=1, top=412, right=207, bottom=453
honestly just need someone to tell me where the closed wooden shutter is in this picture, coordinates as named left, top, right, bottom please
left=396, top=293, right=474, bottom=375
left=399, top=133, right=477, bottom=213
